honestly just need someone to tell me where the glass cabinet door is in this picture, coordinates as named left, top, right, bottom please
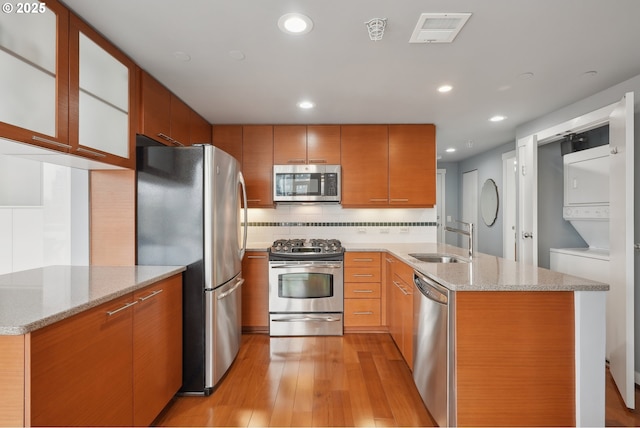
left=0, top=0, right=69, bottom=149
left=69, top=14, right=136, bottom=168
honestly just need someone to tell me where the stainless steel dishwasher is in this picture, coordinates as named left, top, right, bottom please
left=413, top=271, right=455, bottom=427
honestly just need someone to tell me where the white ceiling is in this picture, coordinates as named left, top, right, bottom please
left=62, top=0, right=640, bottom=162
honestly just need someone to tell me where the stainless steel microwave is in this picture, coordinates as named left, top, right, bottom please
left=273, top=164, right=340, bottom=203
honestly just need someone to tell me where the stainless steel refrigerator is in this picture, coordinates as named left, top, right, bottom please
left=136, top=142, right=247, bottom=395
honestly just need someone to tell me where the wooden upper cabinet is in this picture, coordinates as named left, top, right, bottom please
left=341, top=125, right=389, bottom=207
left=307, top=125, right=340, bottom=164
left=273, top=125, right=307, bottom=164
left=189, top=110, right=211, bottom=145
left=139, top=71, right=194, bottom=147
left=69, top=14, right=137, bottom=168
left=0, top=0, right=70, bottom=152
left=139, top=70, right=171, bottom=142
left=273, top=125, right=340, bottom=164
left=212, top=125, right=242, bottom=162
left=169, top=95, right=190, bottom=146
left=389, top=124, right=436, bottom=207
left=242, top=125, right=273, bottom=207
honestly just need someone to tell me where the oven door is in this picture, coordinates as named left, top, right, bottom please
left=268, top=260, right=344, bottom=313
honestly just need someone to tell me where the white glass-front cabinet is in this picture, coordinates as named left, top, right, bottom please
left=0, top=0, right=70, bottom=151
left=69, top=15, right=136, bottom=168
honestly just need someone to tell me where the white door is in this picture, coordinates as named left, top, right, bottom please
left=502, top=151, right=517, bottom=261
left=517, top=135, right=538, bottom=266
left=436, top=169, right=446, bottom=244
left=608, top=92, right=635, bottom=409
left=462, top=170, right=478, bottom=251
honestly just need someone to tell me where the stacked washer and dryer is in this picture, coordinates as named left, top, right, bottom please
left=550, top=144, right=610, bottom=283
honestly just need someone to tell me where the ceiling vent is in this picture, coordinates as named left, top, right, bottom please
left=409, top=13, right=472, bottom=44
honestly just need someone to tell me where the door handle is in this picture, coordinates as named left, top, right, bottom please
left=522, top=232, right=533, bottom=239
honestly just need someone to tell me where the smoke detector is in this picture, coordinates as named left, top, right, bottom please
left=409, top=13, right=471, bottom=43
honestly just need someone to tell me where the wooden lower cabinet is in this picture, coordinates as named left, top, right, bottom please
left=28, top=274, right=183, bottom=427
left=241, top=251, right=269, bottom=332
left=30, top=293, right=135, bottom=427
left=455, top=291, right=575, bottom=426
left=133, top=275, right=183, bottom=426
left=385, top=255, right=414, bottom=369
left=344, top=252, right=384, bottom=330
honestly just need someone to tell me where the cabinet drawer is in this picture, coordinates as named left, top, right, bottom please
left=345, top=282, right=381, bottom=298
left=345, top=252, right=381, bottom=268
left=344, top=299, right=381, bottom=326
left=345, top=267, right=381, bottom=283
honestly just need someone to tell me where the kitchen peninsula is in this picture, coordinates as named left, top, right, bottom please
left=365, top=242, right=607, bottom=427
left=249, top=241, right=608, bottom=427
left=0, top=265, right=186, bottom=427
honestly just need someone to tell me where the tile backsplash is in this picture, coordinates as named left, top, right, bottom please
left=246, top=204, right=437, bottom=244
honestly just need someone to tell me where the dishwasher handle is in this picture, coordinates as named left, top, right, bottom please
left=413, top=271, right=449, bottom=305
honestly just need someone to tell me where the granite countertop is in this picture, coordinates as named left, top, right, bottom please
left=345, top=242, right=609, bottom=292
left=0, top=265, right=186, bottom=335
left=247, top=241, right=609, bottom=292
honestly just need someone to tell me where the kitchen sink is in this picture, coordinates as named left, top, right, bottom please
left=409, top=253, right=468, bottom=263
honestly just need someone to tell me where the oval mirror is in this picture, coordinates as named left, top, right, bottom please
left=480, top=178, right=499, bottom=226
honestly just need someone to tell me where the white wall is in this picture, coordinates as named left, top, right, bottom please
left=0, top=157, right=89, bottom=274
left=246, top=205, right=437, bottom=245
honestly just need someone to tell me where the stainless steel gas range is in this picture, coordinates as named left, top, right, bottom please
left=268, top=239, right=344, bottom=336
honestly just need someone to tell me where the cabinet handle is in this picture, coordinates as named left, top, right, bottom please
left=394, top=281, right=410, bottom=296
left=247, top=255, right=267, bottom=259
left=353, top=289, right=374, bottom=293
left=158, top=133, right=184, bottom=146
left=353, top=258, right=374, bottom=262
left=308, top=159, right=327, bottom=163
left=76, top=147, right=107, bottom=158
left=353, top=311, right=374, bottom=315
left=352, top=274, right=373, bottom=277
left=385, top=258, right=395, bottom=263
left=369, top=198, right=388, bottom=203
left=32, top=135, right=71, bottom=149
left=157, top=133, right=173, bottom=142
left=287, top=159, right=306, bottom=164
left=138, top=289, right=163, bottom=302
left=107, top=301, right=138, bottom=316
left=390, top=198, right=409, bottom=202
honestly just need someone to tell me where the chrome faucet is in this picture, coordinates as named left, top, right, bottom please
left=445, top=221, right=474, bottom=260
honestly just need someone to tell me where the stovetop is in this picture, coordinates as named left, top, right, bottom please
left=268, top=238, right=344, bottom=261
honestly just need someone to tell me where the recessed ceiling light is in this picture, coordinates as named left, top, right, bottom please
left=298, top=101, right=315, bottom=109
left=228, top=50, right=245, bottom=61
left=489, top=115, right=506, bottom=122
left=172, top=51, right=191, bottom=62
left=445, top=147, right=456, bottom=153
left=278, top=13, right=313, bottom=35
left=438, top=85, right=453, bottom=93
left=517, top=72, right=534, bottom=80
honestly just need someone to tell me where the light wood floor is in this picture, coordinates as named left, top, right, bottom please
left=154, top=333, right=435, bottom=427
left=605, top=366, right=640, bottom=426
left=155, top=333, right=640, bottom=427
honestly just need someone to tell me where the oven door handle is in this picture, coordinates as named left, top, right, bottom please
left=270, top=264, right=343, bottom=269
left=271, top=316, right=342, bottom=323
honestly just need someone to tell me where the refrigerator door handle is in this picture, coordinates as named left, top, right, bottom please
left=239, top=170, right=248, bottom=260
left=217, top=277, right=244, bottom=300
